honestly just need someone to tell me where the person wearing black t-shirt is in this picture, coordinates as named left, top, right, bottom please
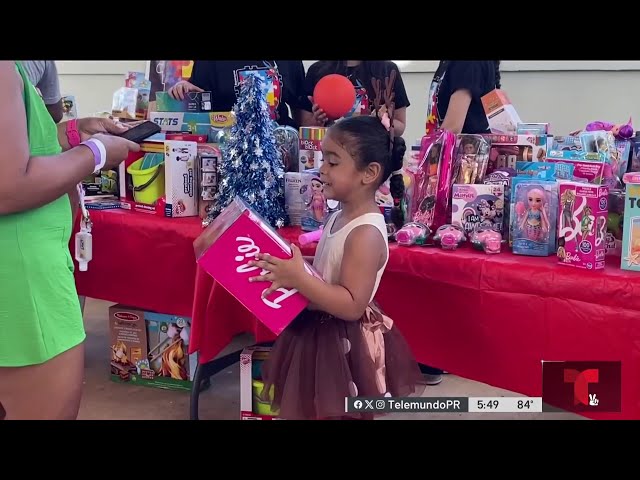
left=418, top=60, right=501, bottom=386
left=168, top=60, right=308, bottom=129
left=301, top=61, right=410, bottom=136
left=425, top=61, right=501, bottom=135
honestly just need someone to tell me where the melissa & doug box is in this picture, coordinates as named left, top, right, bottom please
left=557, top=182, right=609, bottom=271
left=240, top=346, right=281, bottom=420
left=109, top=305, right=197, bottom=392
left=193, top=196, right=324, bottom=335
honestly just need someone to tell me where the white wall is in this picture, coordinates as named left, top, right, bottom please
left=57, top=61, right=640, bottom=147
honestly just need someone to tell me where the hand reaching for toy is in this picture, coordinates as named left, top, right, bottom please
left=247, top=244, right=306, bottom=298
left=169, top=80, right=203, bottom=100
left=308, top=96, right=328, bottom=126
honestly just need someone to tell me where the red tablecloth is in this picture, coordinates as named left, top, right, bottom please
left=73, top=210, right=640, bottom=420
left=189, top=234, right=640, bottom=421
left=73, top=209, right=202, bottom=317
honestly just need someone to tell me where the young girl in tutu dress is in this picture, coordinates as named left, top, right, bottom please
left=247, top=102, right=424, bottom=419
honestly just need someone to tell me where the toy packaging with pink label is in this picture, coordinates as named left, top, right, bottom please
left=240, top=346, right=282, bottom=420
left=621, top=172, right=640, bottom=271
left=557, top=182, right=609, bottom=271
left=193, top=196, right=323, bottom=335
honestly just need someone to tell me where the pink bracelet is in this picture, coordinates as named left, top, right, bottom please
left=66, top=119, right=81, bottom=148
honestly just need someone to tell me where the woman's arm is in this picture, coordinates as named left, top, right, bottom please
left=438, top=89, right=472, bottom=134
left=392, top=106, right=407, bottom=136
left=0, top=62, right=98, bottom=216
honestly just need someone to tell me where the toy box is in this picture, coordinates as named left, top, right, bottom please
left=517, top=123, right=550, bottom=135
left=109, top=305, right=196, bottom=392
left=411, top=130, right=457, bottom=231
left=299, top=127, right=326, bottom=171
left=606, top=190, right=625, bottom=256
left=510, top=179, right=558, bottom=256
left=155, top=91, right=213, bottom=112
left=557, top=182, right=608, bottom=270
left=285, top=170, right=328, bottom=227
left=145, top=311, right=196, bottom=391
left=119, top=149, right=166, bottom=215
left=150, top=111, right=234, bottom=141
left=110, top=305, right=148, bottom=383
left=194, top=196, right=324, bottom=335
left=240, top=346, right=281, bottom=420
left=483, top=169, right=515, bottom=239
left=480, top=89, right=523, bottom=135
left=484, top=134, right=548, bottom=173
left=300, top=169, right=340, bottom=232
left=452, top=134, right=491, bottom=184
left=621, top=173, right=640, bottom=271
left=197, top=144, right=221, bottom=220
left=515, top=161, right=574, bottom=181
left=451, top=184, right=504, bottom=236
left=124, top=71, right=151, bottom=120
left=164, top=140, right=198, bottom=218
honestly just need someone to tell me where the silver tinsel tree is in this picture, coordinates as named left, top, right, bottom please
left=205, top=74, right=287, bottom=228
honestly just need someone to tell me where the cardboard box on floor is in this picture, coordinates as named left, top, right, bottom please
left=109, top=304, right=197, bottom=392
left=240, top=346, right=281, bottom=420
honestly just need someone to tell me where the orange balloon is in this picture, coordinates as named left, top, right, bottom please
left=313, top=74, right=356, bottom=120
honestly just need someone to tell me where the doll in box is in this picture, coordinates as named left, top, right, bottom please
left=516, top=187, right=550, bottom=242
left=307, top=177, right=326, bottom=223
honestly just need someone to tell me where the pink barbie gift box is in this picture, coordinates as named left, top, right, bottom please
left=194, top=196, right=321, bottom=335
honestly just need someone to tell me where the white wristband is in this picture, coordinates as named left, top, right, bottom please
left=81, top=138, right=107, bottom=173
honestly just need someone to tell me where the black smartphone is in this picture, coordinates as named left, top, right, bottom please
left=119, top=121, right=161, bottom=143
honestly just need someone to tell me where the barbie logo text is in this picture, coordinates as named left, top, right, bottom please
left=235, top=236, right=298, bottom=310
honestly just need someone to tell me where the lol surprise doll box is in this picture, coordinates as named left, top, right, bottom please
left=451, top=184, right=505, bottom=236
left=194, top=196, right=323, bottom=335
left=621, top=172, right=640, bottom=271
left=240, top=346, right=282, bottom=420
left=298, top=127, right=326, bottom=171
left=557, top=182, right=609, bottom=271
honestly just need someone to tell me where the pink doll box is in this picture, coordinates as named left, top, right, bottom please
left=194, top=196, right=322, bottom=336
left=557, top=182, right=609, bottom=271
left=240, top=346, right=282, bottom=420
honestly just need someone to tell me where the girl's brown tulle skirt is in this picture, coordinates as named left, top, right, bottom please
left=260, top=304, right=425, bottom=420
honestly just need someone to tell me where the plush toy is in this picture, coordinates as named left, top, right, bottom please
left=585, top=118, right=634, bottom=139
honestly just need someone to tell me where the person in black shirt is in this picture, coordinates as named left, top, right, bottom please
left=168, top=61, right=308, bottom=129
left=301, top=61, right=410, bottom=136
left=426, top=61, right=501, bottom=135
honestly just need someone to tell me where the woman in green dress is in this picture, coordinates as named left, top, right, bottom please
left=0, top=61, right=140, bottom=420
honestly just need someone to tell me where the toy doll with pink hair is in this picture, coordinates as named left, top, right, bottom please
left=517, top=187, right=550, bottom=242
left=511, top=179, right=558, bottom=256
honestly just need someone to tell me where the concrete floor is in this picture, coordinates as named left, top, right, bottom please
left=78, top=299, right=583, bottom=420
